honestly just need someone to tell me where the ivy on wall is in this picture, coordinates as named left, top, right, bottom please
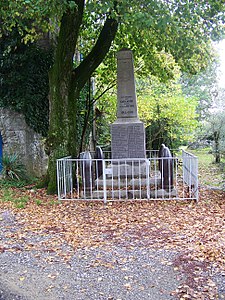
left=0, top=29, right=52, bottom=137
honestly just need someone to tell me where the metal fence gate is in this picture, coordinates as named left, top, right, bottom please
left=57, top=150, right=198, bottom=202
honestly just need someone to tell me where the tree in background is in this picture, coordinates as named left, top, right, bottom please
left=203, top=110, right=225, bottom=163
left=1, top=0, right=225, bottom=192
left=181, top=50, right=225, bottom=160
left=138, top=77, right=198, bottom=150
left=95, top=75, right=198, bottom=150
left=181, top=59, right=220, bottom=121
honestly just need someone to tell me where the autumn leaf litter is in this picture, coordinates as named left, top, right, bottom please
left=0, top=186, right=225, bottom=299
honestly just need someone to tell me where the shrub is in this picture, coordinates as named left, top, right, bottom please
left=1, top=153, right=29, bottom=181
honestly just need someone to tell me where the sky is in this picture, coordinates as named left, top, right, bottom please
left=214, top=39, right=225, bottom=88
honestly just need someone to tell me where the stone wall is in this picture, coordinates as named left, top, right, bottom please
left=0, top=108, right=48, bottom=177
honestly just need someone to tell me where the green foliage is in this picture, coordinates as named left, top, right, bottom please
left=95, top=75, right=198, bottom=150
left=1, top=189, right=15, bottom=202
left=112, top=0, right=224, bottom=77
left=0, top=179, right=28, bottom=188
left=203, top=110, right=225, bottom=163
left=13, top=196, right=29, bottom=209
left=84, top=0, right=225, bottom=76
left=188, top=148, right=224, bottom=188
left=95, top=86, right=117, bottom=147
left=1, top=153, right=29, bottom=181
left=49, top=199, right=60, bottom=206
left=35, top=199, right=42, bottom=206
left=0, top=29, right=52, bottom=136
left=76, top=80, right=94, bottom=152
left=0, top=0, right=69, bottom=42
left=137, top=77, right=198, bottom=149
left=180, top=59, right=220, bottom=120
left=2, top=1, right=225, bottom=78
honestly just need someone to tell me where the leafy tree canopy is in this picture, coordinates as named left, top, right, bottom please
left=1, top=0, right=225, bottom=77
left=138, top=76, right=198, bottom=149
left=180, top=57, right=221, bottom=120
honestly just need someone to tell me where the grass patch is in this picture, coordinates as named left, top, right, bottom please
left=0, top=179, right=28, bottom=189
left=35, top=199, right=43, bottom=206
left=49, top=200, right=60, bottom=206
left=0, top=176, right=38, bottom=189
left=188, top=148, right=224, bottom=187
left=0, top=188, right=30, bottom=209
left=1, top=189, right=15, bottom=202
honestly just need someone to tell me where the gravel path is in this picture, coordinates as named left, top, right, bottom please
left=0, top=209, right=181, bottom=300
left=0, top=247, right=182, bottom=300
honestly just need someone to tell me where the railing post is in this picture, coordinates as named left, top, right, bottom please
left=63, top=158, right=67, bottom=198
left=69, top=159, right=73, bottom=197
left=102, top=160, right=107, bottom=204
left=182, top=150, right=199, bottom=201
left=56, top=159, right=61, bottom=200
left=196, top=158, right=199, bottom=202
left=146, top=159, right=150, bottom=199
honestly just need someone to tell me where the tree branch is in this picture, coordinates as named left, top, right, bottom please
left=92, top=81, right=116, bottom=104
left=73, top=16, right=118, bottom=90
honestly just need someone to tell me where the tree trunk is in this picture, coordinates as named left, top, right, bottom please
left=46, top=2, right=84, bottom=194
left=214, top=131, right=220, bottom=163
left=46, top=5, right=118, bottom=193
left=79, top=78, right=92, bottom=153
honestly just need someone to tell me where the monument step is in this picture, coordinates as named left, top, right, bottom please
left=91, top=188, right=177, bottom=200
left=95, top=177, right=161, bottom=189
left=104, top=162, right=151, bottom=177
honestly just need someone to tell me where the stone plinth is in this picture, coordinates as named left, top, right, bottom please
left=111, top=49, right=146, bottom=159
left=111, top=120, right=145, bottom=159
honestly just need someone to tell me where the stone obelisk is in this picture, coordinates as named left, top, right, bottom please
left=111, top=49, right=146, bottom=159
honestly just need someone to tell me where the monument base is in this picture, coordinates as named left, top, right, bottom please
left=111, top=119, right=146, bottom=159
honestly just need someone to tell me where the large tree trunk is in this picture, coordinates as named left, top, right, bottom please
left=46, top=1, right=84, bottom=194
left=46, top=3, right=118, bottom=194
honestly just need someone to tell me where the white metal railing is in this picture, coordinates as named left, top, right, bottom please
left=57, top=156, right=73, bottom=198
left=182, top=150, right=198, bottom=201
left=57, top=151, right=199, bottom=202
